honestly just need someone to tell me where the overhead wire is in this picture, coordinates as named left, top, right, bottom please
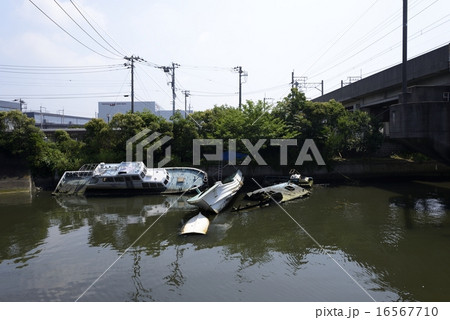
left=301, top=0, right=380, bottom=77
left=312, top=13, right=449, bottom=91
left=134, top=69, right=158, bottom=103
left=309, top=0, right=445, bottom=82
left=136, top=62, right=173, bottom=101
left=109, top=67, right=132, bottom=104
left=0, top=92, right=126, bottom=99
left=69, top=0, right=127, bottom=58
left=306, top=0, right=443, bottom=86
left=27, top=0, right=121, bottom=60
left=345, top=16, right=448, bottom=76
left=0, top=64, right=127, bottom=75
left=53, top=0, right=123, bottom=59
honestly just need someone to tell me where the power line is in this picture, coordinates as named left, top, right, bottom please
left=135, top=62, right=173, bottom=101
left=301, top=0, right=379, bottom=76
left=180, top=64, right=234, bottom=72
left=0, top=63, right=123, bottom=69
left=0, top=92, right=126, bottom=99
left=310, top=15, right=449, bottom=91
left=307, top=0, right=443, bottom=83
left=27, top=0, right=121, bottom=60
left=70, top=0, right=126, bottom=57
left=0, top=65, right=126, bottom=75
left=53, top=0, right=123, bottom=58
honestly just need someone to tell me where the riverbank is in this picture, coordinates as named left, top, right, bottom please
left=0, top=154, right=33, bottom=194
left=1, top=156, right=449, bottom=192
left=202, top=157, right=450, bottom=184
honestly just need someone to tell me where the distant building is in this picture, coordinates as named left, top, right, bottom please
left=0, top=100, right=21, bottom=112
left=25, top=111, right=92, bottom=129
left=98, top=101, right=157, bottom=123
left=98, top=101, right=191, bottom=122
left=156, top=109, right=192, bottom=120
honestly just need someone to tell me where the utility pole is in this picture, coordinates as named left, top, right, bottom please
left=182, top=90, right=190, bottom=118
left=124, top=55, right=144, bottom=113
left=39, top=105, right=46, bottom=130
left=263, top=97, right=274, bottom=112
left=402, top=0, right=408, bottom=100
left=341, top=76, right=362, bottom=87
left=234, top=66, right=247, bottom=110
left=14, top=99, right=25, bottom=112
left=159, top=63, right=180, bottom=116
left=291, top=71, right=324, bottom=96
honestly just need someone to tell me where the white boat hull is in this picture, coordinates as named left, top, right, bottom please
left=187, top=170, right=244, bottom=214
left=180, top=213, right=210, bottom=235
left=245, top=181, right=309, bottom=203
left=53, top=162, right=208, bottom=196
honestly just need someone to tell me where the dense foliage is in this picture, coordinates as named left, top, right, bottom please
left=0, top=89, right=383, bottom=174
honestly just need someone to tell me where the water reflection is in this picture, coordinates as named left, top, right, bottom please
left=130, top=249, right=154, bottom=302
left=0, top=193, right=50, bottom=268
left=0, top=181, right=449, bottom=301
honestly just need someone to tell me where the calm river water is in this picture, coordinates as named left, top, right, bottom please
left=0, top=180, right=449, bottom=302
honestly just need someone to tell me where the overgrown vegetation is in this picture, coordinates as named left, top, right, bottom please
left=0, top=89, right=383, bottom=175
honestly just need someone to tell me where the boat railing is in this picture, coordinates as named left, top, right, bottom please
left=52, top=167, right=96, bottom=196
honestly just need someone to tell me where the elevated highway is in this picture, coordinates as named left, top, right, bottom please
left=313, top=44, right=450, bottom=163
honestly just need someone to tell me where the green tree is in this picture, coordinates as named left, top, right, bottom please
left=0, top=111, right=70, bottom=175
left=272, top=88, right=307, bottom=130
left=53, top=130, right=84, bottom=170
left=272, top=88, right=382, bottom=161
left=138, top=110, right=173, bottom=136
left=108, top=112, right=146, bottom=162
left=82, top=118, right=113, bottom=162
left=170, top=112, right=199, bottom=164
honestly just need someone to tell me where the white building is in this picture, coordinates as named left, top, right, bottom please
left=25, top=112, right=92, bottom=128
left=0, top=100, right=21, bottom=112
left=98, top=101, right=191, bottom=122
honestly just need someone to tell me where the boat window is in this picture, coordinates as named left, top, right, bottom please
left=142, top=183, right=150, bottom=188
left=132, top=175, right=141, bottom=181
left=114, top=177, right=125, bottom=182
left=284, top=186, right=296, bottom=191
left=150, top=183, right=158, bottom=188
left=140, top=172, right=145, bottom=179
left=164, top=178, right=169, bottom=185
left=102, top=177, right=114, bottom=182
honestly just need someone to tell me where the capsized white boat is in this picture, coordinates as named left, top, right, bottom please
left=261, top=170, right=313, bottom=188
left=187, top=170, right=244, bottom=214
left=288, top=169, right=314, bottom=188
left=245, top=181, right=310, bottom=204
left=180, top=213, right=210, bottom=235
left=53, top=162, right=207, bottom=196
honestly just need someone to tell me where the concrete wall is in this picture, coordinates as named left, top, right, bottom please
left=314, top=44, right=450, bottom=108
left=0, top=154, right=32, bottom=193
left=200, top=158, right=450, bottom=184
left=390, top=98, right=450, bottom=162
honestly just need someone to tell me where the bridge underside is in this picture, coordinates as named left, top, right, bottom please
left=313, top=44, right=450, bottom=163
left=390, top=91, right=450, bottom=163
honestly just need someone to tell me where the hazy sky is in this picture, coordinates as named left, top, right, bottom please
left=0, top=0, right=448, bottom=117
